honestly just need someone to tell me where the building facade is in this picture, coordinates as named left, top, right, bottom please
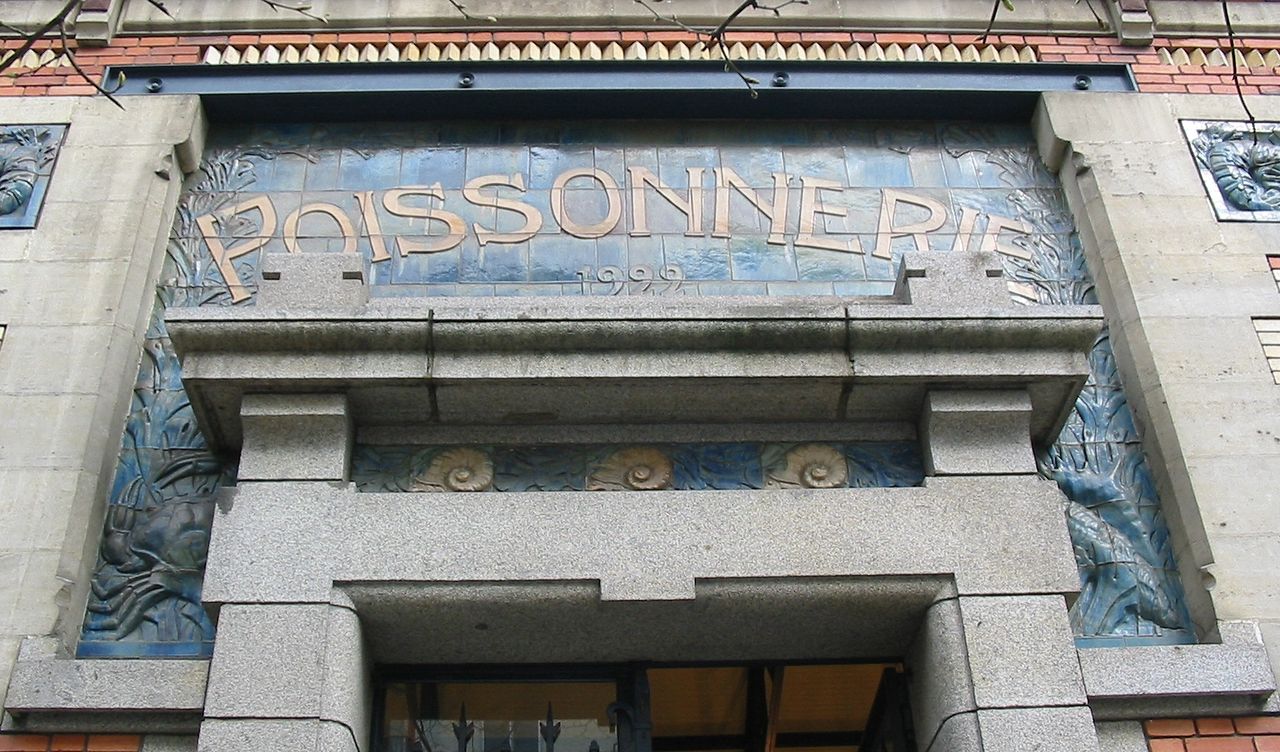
left=3, top=1, right=1280, bottom=750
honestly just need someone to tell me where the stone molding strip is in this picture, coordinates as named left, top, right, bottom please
left=198, top=39, right=1039, bottom=65
left=1081, top=621, right=1279, bottom=720
left=2, top=659, right=208, bottom=734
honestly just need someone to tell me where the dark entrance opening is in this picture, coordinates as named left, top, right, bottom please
left=376, top=663, right=914, bottom=752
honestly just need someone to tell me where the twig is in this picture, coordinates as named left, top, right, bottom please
left=55, top=16, right=125, bottom=108
left=257, top=0, right=329, bottom=24
left=0, top=0, right=80, bottom=77
left=442, top=0, right=498, bottom=23
left=1221, top=0, right=1258, bottom=143
left=634, top=0, right=808, bottom=96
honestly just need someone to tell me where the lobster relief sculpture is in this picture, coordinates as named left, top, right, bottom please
left=0, top=125, right=63, bottom=226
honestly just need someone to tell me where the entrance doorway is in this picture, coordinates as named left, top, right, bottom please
left=376, top=663, right=914, bottom=752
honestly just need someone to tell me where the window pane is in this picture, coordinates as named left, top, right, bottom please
left=381, top=681, right=617, bottom=752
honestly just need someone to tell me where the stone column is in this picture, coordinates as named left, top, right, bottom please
left=910, top=389, right=1098, bottom=751
left=197, top=394, right=369, bottom=752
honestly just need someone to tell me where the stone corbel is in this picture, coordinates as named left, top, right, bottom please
left=1106, top=0, right=1155, bottom=46
left=74, top=0, right=124, bottom=45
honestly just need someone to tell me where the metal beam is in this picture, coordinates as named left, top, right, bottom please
left=106, top=61, right=1136, bottom=121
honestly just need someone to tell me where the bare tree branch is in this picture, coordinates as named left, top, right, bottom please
left=54, top=14, right=125, bottom=108
left=1221, top=0, right=1258, bottom=143
left=634, top=0, right=809, bottom=96
left=0, top=0, right=486, bottom=100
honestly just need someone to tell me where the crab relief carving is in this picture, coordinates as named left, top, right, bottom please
left=1189, top=122, right=1280, bottom=218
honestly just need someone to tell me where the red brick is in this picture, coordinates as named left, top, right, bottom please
left=388, top=32, right=415, bottom=43
left=1055, top=35, right=1093, bottom=45
left=338, top=32, right=391, bottom=44
left=998, top=34, right=1025, bottom=44
left=1133, top=63, right=1182, bottom=74
left=1025, top=35, right=1058, bottom=45
left=1038, top=44, right=1087, bottom=54
left=1256, top=737, right=1280, bottom=752
left=800, top=32, right=855, bottom=43
left=1185, top=739, right=1255, bottom=752
left=1037, top=53, right=1066, bottom=62
left=1143, top=83, right=1191, bottom=92
left=1200, top=719, right=1238, bottom=736
left=1180, top=74, right=1229, bottom=84
left=1212, top=84, right=1261, bottom=94
left=0, top=736, right=51, bottom=752
left=226, top=34, right=260, bottom=45
left=1170, top=37, right=1227, bottom=48
left=1063, top=53, right=1102, bottom=62
left=416, top=32, right=469, bottom=43
left=568, top=31, right=622, bottom=43
left=925, top=33, right=953, bottom=44
left=1149, top=720, right=1199, bottom=737
left=1137, top=74, right=1176, bottom=84
left=178, top=35, right=230, bottom=45
left=643, top=30, right=694, bottom=42
left=876, top=33, right=927, bottom=45
left=258, top=33, right=313, bottom=45
left=492, top=32, right=544, bottom=43
left=850, top=32, right=877, bottom=43
left=1101, top=54, right=1141, bottom=63
left=720, top=31, right=776, bottom=44
left=1188, top=84, right=1215, bottom=93
left=1149, top=740, right=1186, bottom=752
left=48, top=736, right=85, bottom=752
left=1236, top=718, right=1280, bottom=735
left=137, top=36, right=179, bottom=46
left=85, top=736, right=141, bottom=752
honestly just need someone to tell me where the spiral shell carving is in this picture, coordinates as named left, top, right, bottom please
left=764, top=443, right=848, bottom=489
left=587, top=447, right=674, bottom=491
left=413, top=447, right=494, bottom=492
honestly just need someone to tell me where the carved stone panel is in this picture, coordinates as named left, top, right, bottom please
left=77, top=119, right=1194, bottom=658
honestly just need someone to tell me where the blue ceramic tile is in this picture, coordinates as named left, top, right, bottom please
left=401, top=147, right=467, bottom=189
left=338, top=148, right=403, bottom=190
left=663, top=237, right=731, bottom=281
left=729, top=236, right=796, bottom=281
left=529, top=236, right=596, bottom=283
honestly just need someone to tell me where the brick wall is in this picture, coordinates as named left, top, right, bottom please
left=1, top=30, right=1279, bottom=97
left=1147, top=717, right=1280, bottom=751
left=0, top=736, right=141, bottom=752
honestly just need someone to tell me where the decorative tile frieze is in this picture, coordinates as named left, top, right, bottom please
left=199, top=40, right=1037, bottom=66
left=352, top=441, right=925, bottom=493
left=1185, top=120, right=1280, bottom=222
